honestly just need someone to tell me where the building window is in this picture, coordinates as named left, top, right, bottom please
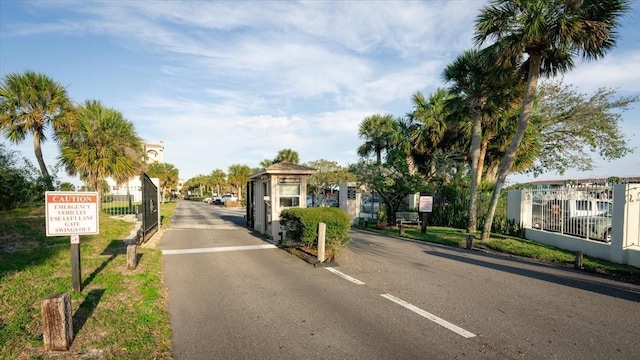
left=279, top=184, right=300, bottom=208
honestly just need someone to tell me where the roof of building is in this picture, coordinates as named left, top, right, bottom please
left=249, top=161, right=316, bottom=179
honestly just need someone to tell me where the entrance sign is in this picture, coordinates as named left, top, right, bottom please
left=46, top=192, right=99, bottom=236
left=419, top=196, right=434, bottom=213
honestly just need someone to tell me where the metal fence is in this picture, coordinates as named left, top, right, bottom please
left=524, top=185, right=614, bottom=243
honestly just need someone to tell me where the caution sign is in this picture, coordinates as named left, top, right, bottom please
left=45, top=191, right=99, bottom=236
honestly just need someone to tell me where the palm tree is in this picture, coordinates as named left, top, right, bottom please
left=57, top=100, right=144, bottom=199
left=357, top=114, right=395, bottom=164
left=0, top=71, right=73, bottom=190
left=443, top=49, right=523, bottom=233
left=227, top=164, right=252, bottom=201
left=209, top=169, right=227, bottom=196
left=273, top=149, right=300, bottom=164
left=147, top=162, right=179, bottom=203
left=475, top=0, right=630, bottom=240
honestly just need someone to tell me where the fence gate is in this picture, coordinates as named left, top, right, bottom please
left=141, top=173, right=159, bottom=243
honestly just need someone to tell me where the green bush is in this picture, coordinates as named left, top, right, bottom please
left=280, top=207, right=352, bottom=249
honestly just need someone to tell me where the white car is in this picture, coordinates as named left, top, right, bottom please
left=214, top=194, right=238, bottom=204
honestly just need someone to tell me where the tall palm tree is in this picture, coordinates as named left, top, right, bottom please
left=443, top=49, right=523, bottom=233
left=147, top=162, right=179, bottom=203
left=0, top=71, right=73, bottom=190
left=357, top=114, right=395, bottom=164
left=274, top=148, right=300, bottom=164
left=57, top=100, right=144, bottom=199
left=475, top=0, right=630, bottom=240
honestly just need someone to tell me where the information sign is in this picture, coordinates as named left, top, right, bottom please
left=419, top=196, right=434, bottom=213
left=46, top=192, right=99, bottom=236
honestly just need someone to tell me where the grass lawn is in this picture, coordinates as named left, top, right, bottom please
left=0, top=202, right=176, bottom=359
left=355, top=223, right=640, bottom=282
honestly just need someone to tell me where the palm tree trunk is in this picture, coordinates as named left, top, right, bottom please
left=481, top=55, right=541, bottom=240
left=33, top=135, right=53, bottom=190
left=467, top=112, right=483, bottom=233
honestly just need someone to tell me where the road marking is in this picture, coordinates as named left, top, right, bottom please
left=162, top=244, right=277, bottom=255
left=325, top=268, right=366, bottom=285
left=381, top=293, right=476, bottom=338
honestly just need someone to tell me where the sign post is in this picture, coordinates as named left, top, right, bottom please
left=45, top=192, right=99, bottom=292
left=418, top=195, right=433, bottom=234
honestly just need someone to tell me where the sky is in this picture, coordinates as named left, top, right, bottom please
left=1, top=0, right=639, bottom=187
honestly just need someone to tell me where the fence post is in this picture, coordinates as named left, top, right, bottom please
left=41, top=293, right=73, bottom=351
left=318, top=222, right=326, bottom=263
left=466, top=234, right=473, bottom=249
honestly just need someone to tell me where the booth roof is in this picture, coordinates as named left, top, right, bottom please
left=249, top=161, right=316, bottom=179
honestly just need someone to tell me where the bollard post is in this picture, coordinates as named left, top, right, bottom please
left=42, top=293, right=73, bottom=351
left=318, top=222, right=326, bottom=263
left=574, top=251, right=583, bottom=269
left=398, top=222, right=404, bottom=235
left=466, top=234, right=473, bottom=249
left=127, top=242, right=137, bottom=270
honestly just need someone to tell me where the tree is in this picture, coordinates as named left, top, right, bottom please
left=0, top=142, right=48, bottom=209
left=227, top=164, right=252, bottom=200
left=0, top=71, right=74, bottom=190
left=305, top=159, right=355, bottom=205
left=474, top=0, right=631, bottom=240
left=259, top=159, right=273, bottom=168
left=57, top=100, right=145, bottom=199
left=208, top=169, right=227, bottom=196
left=58, top=182, right=76, bottom=191
left=273, top=149, right=300, bottom=164
left=443, top=48, right=523, bottom=233
left=524, top=79, right=636, bottom=176
left=147, top=162, right=179, bottom=203
left=357, top=114, right=395, bottom=164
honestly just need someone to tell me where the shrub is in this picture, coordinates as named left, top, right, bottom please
left=280, top=207, right=351, bottom=249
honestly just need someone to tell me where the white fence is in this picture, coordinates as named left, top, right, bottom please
left=508, top=184, right=640, bottom=267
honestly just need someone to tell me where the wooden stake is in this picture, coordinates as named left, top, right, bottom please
left=42, top=293, right=73, bottom=351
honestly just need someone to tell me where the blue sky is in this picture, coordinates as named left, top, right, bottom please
left=1, top=0, right=639, bottom=186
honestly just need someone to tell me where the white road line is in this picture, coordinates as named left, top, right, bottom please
left=325, top=268, right=366, bottom=285
left=162, top=244, right=277, bottom=255
left=381, top=293, right=476, bottom=338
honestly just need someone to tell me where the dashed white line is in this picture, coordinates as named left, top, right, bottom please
left=381, top=293, right=476, bottom=338
left=325, top=267, right=366, bottom=285
left=162, top=244, right=277, bottom=255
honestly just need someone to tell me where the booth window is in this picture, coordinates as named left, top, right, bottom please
left=279, top=183, right=300, bottom=207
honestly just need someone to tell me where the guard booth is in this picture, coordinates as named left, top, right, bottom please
left=246, top=161, right=316, bottom=241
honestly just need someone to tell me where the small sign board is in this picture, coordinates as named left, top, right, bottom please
left=419, top=196, right=433, bottom=213
left=46, top=191, right=99, bottom=236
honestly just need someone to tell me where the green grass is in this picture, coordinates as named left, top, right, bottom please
left=0, top=202, right=176, bottom=359
left=356, top=223, right=640, bottom=280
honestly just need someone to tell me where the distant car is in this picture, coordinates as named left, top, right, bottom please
left=214, top=194, right=238, bottom=205
left=203, top=197, right=212, bottom=204
left=320, top=198, right=338, bottom=207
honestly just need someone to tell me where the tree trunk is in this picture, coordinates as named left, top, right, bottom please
left=33, top=135, right=53, bottom=190
left=481, top=55, right=541, bottom=240
left=467, top=111, right=483, bottom=233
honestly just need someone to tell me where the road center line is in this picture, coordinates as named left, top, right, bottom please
left=381, top=293, right=476, bottom=338
left=162, top=244, right=277, bottom=255
left=325, top=268, right=366, bottom=285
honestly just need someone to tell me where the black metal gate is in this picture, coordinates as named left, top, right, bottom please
left=141, top=172, right=159, bottom=243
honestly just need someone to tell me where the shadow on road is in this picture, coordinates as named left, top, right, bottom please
left=426, top=250, right=640, bottom=302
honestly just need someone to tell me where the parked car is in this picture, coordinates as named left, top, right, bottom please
left=573, top=210, right=612, bottom=243
left=532, top=198, right=611, bottom=232
left=202, top=197, right=212, bottom=204
left=215, top=194, right=238, bottom=205
left=320, top=198, right=338, bottom=207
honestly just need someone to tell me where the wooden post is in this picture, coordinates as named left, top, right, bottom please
left=574, top=251, right=584, bottom=269
left=318, top=222, right=326, bottom=263
left=127, top=243, right=137, bottom=270
left=42, top=293, right=73, bottom=351
left=420, top=212, right=427, bottom=234
left=466, top=234, right=473, bottom=249
left=398, top=222, right=405, bottom=235
left=70, top=242, right=81, bottom=292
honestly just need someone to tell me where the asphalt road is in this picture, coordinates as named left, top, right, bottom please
left=157, top=200, right=640, bottom=359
